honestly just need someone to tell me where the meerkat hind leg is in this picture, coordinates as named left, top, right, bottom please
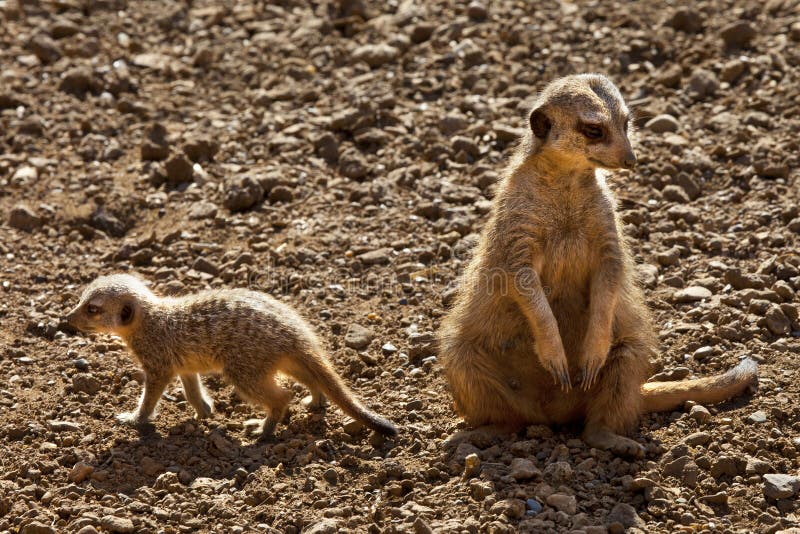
left=582, top=343, right=648, bottom=458
left=301, top=390, right=327, bottom=410
left=232, top=374, right=293, bottom=441
left=180, top=373, right=214, bottom=419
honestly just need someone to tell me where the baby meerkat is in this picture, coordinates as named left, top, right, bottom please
left=438, top=74, right=757, bottom=457
left=66, top=274, right=397, bottom=439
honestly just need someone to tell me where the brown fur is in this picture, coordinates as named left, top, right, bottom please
left=66, top=274, right=397, bottom=438
left=438, top=74, right=757, bottom=457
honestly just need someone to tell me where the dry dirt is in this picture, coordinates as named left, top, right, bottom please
left=1, top=0, right=800, bottom=533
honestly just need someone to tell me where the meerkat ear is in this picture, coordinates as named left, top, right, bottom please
left=119, top=302, right=135, bottom=325
left=529, top=107, right=552, bottom=140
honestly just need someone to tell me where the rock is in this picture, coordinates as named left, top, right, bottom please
left=27, top=33, right=62, bottom=63
left=673, top=286, right=712, bottom=303
left=50, top=18, right=81, bottom=38
left=141, top=123, right=170, bottom=161
left=69, top=461, right=94, bottom=483
left=607, top=503, right=646, bottom=529
left=661, top=185, right=690, bottom=203
left=47, top=420, right=82, bottom=432
left=763, top=474, right=800, bottom=500
left=410, top=22, right=437, bottom=43
left=711, top=455, right=739, bottom=478
left=746, top=410, right=768, bottom=424
left=304, top=519, right=339, bottom=534
left=75, top=527, right=99, bottom=534
left=689, top=405, right=711, bottom=423
left=666, top=205, right=699, bottom=223
left=493, top=123, right=523, bottom=142
left=509, top=458, right=541, bottom=480
left=381, top=342, right=397, bottom=355
left=60, top=67, right=96, bottom=96
left=189, top=201, right=217, bottom=220
left=99, top=516, right=134, bottom=533
left=656, top=64, right=682, bottom=88
left=182, top=135, right=219, bottom=163
left=466, top=2, right=488, bottom=21
left=721, top=59, right=747, bottom=83
left=543, top=461, right=573, bottom=483
left=413, top=517, right=433, bottom=534
left=746, top=457, right=772, bottom=475
left=684, top=432, right=711, bottom=446
left=687, top=69, right=719, bottom=99
left=192, top=257, right=219, bottom=276
left=490, top=498, right=526, bottom=519
left=645, top=114, right=679, bottom=133
left=140, top=456, right=164, bottom=476
left=323, top=468, right=338, bottom=484
left=526, top=498, right=543, bottom=515
left=11, top=165, right=38, bottom=185
left=721, top=21, right=756, bottom=48
left=8, top=204, right=42, bottom=231
left=693, top=346, right=714, bottom=360
left=164, top=153, right=193, bottom=184
left=439, top=114, right=469, bottom=135
left=352, top=43, right=400, bottom=67
left=342, top=418, right=364, bottom=435
left=666, top=8, right=703, bottom=33
left=452, top=136, right=480, bottom=159
left=22, top=522, right=56, bottom=534
left=268, top=185, right=294, bottom=203
left=72, top=373, right=101, bottom=395
left=223, top=176, right=264, bottom=212
left=344, top=324, right=373, bottom=350
left=464, top=453, right=481, bottom=478
left=765, top=305, right=791, bottom=335
left=546, top=493, right=577, bottom=514
left=358, top=248, right=393, bottom=265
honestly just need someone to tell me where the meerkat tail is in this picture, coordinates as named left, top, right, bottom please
left=287, top=354, right=399, bottom=436
left=640, top=358, right=758, bottom=414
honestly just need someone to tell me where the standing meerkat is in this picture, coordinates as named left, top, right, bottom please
left=66, top=274, right=398, bottom=439
left=438, top=74, right=757, bottom=457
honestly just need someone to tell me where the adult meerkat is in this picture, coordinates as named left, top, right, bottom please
left=66, top=274, right=397, bottom=439
left=438, top=74, right=757, bottom=457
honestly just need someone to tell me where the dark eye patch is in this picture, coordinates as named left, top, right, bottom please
left=580, top=123, right=605, bottom=140
left=86, top=304, right=100, bottom=315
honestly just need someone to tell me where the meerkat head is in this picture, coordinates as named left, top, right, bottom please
left=66, top=274, right=154, bottom=337
left=527, top=74, right=636, bottom=172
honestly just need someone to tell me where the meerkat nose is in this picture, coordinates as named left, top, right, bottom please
left=623, top=152, right=637, bottom=169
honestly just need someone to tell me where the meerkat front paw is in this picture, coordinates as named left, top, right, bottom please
left=537, top=340, right=571, bottom=392
left=579, top=335, right=612, bottom=390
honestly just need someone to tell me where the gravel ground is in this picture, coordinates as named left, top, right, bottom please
left=1, top=0, right=799, bottom=533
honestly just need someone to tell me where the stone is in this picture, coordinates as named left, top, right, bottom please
left=673, top=286, right=712, bottom=303
left=99, top=516, right=134, bottom=533
left=164, top=153, right=193, bottom=184
left=50, top=18, right=81, bottom=38
left=688, top=69, right=719, bottom=99
left=352, top=43, right=400, bottom=67
left=684, top=432, right=711, bottom=446
left=546, top=493, right=577, bottom=514
left=22, top=523, right=56, bottom=534
left=141, top=123, right=170, bottom=161
left=763, top=474, right=800, bottom=500
left=27, top=33, right=62, bottom=63
left=689, top=405, right=711, bottom=423
left=607, top=503, right=646, bottom=529
left=666, top=8, right=703, bottom=33
left=490, top=498, right=526, bottom=519
left=223, top=176, right=263, bottom=212
left=413, top=517, right=433, bottom=534
left=358, top=248, right=393, bottom=265
left=509, top=458, right=541, bottom=480
left=526, top=498, right=543, bottom=514
left=11, top=166, right=38, bottom=185
left=140, top=456, right=164, bottom=476
left=645, top=114, right=679, bottom=133
left=268, top=185, right=294, bottom=203
left=711, top=455, right=739, bottom=478
left=344, top=324, right=373, bottom=350
left=746, top=410, right=768, bottom=424
left=720, top=59, right=747, bottom=83
left=60, top=66, right=96, bottom=96
left=765, top=305, right=791, bottom=335
left=466, top=2, right=488, bottom=21
left=410, top=23, right=437, bottom=44
left=746, top=457, right=772, bottom=475
left=304, top=519, right=339, bottom=534
left=464, top=453, right=481, bottom=478
left=182, top=135, right=219, bottom=163
left=69, top=461, right=94, bottom=483
left=8, top=204, right=42, bottom=231
left=721, top=21, right=756, bottom=48
left=72, top=373, right=102, bottom=395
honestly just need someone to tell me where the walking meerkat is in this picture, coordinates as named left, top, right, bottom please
left=438, top=74, right=757, bottom=457
left=66, top=274, right=398, bottom=439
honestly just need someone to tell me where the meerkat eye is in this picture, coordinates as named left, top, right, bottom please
left=580, top=124, right=605, bottom=140
left=86, top=304, right=100, bottom=315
